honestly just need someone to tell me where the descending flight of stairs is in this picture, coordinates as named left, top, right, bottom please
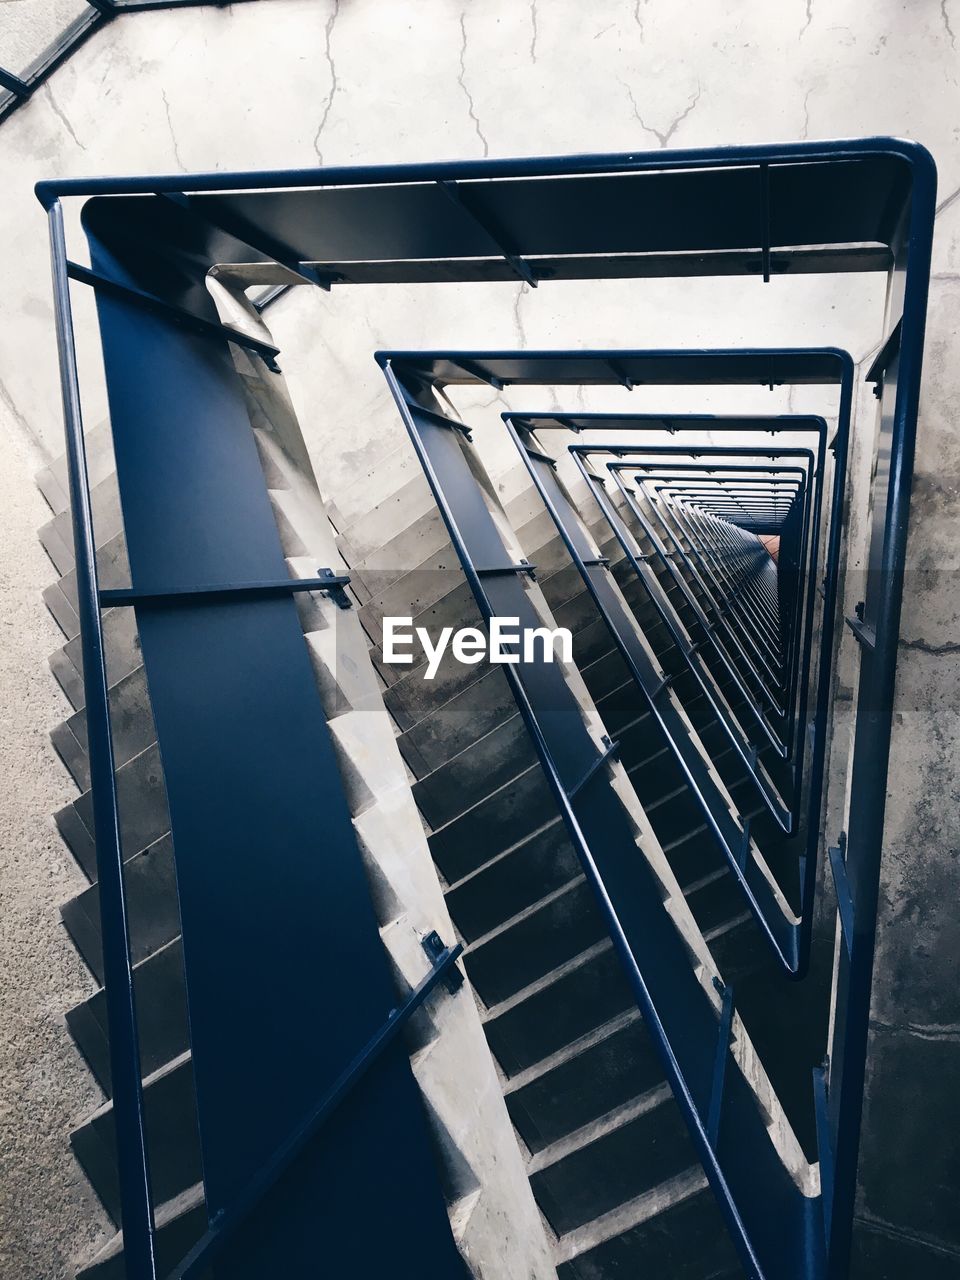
left=37, top=384, right=815, bottom=1276
left=329, top=424, right=812, bottom=1278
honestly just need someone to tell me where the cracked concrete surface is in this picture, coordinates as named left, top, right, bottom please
left=458, top=11, right=489, bottom=158
left=620, top=76, right=701, bottom=148
left=313, top=0, right=340, bottom=163
left=0, top=0, right=958, bottom=1276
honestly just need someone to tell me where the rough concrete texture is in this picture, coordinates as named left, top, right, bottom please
left=0, top=0, right=89, bottom=77
left=846, top=237, right=960, bottom=1275
left=0, top=415, right=110, bottom=1276
left=0, top=0, right=957, bottom=1275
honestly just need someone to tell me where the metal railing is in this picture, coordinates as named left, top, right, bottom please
left=381, top=356, right=827, bottom=1280
left=0, top=0, right=262, bottom=126
left=39, top=139, right=935, bottom=1280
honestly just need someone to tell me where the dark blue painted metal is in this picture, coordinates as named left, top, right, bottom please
left=708, top=980, right=737, bottom=1147
left=562, top=411, right=843, bottom=816
left=827, top=835, right=855, bottom=961
left=605, top=457, right=812, bottom=742
left=503, top=415, right=803, bottom=971
left=66, top=260, right=283, bottom=366
left=381, top=356, right=828, bottom=1280
left=40, top=138, right=934, bottom=1280
left=373, top=363, right=845, bottom=982
left=166, top=938, right=464, bottom=1280
left=99, top=569, right=351, bottom=609
left=80, top=243, right=467, bottom=1275
left=0, top=1, right=263, bottom=125
left=46, top=200, right=158, bottom=1280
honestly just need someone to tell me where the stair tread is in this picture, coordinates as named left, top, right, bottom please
left=527, top=1083, right=673, bottom=1175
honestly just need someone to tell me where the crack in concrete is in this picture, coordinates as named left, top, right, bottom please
left=513, top=284, right=528, bottom=347
left=160, top=89, right=185, bottom=172
left=42, top=83, right=85, bottom=152
left=633, top=0, right=646, bottom=40
left=800, top=87, right=812, bottom=140
left=529, top=0, right=539, bottom=63
left=800, top=0, right=813, bottom=38
left=899, top=636, right=960, bottom=655
left=459, top=12, right=489, bottom=156
left=314, top=0, right=341, bottom=163
left=942, top=0, right=957, bottom=50
left=905, top=1020, right=960, bottom=1042
left=620, top=79, right=702, bottom=148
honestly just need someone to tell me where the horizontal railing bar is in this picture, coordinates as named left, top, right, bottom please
left=66, top=261, right=282, bottom=365
left=99, top=571, right=351, bottom=609
left=168, top=939, right=464, bottom=1280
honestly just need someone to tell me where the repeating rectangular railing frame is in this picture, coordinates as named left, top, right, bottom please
left=616, top=468, right=814, bottom=747
left=380, top=355, right=827, bottom=1280
left=375, top=334, right=916, bottom=1278
left=602, top=458, right=811, bottom=760
left=501, top=413, right=809, bottom=972
left=526, top=410, right=841, bottom=886
left=583, top=442, right=814, bottom=752
left=37, top=139, right=935, bottom=1280
left=650, top=488, right=787, bottom=675
left=558, top=436, right=826, bottom=767
left=415, top=381, right=845, bottom=983
left=610, top=461, right=811, bottom=717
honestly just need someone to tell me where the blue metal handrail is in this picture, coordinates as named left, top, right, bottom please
left=381, top=357, right=827, bottom=1280
left=501, top=420, right=806, bottom=972
left=592, top=457, right=812, bottom=757
left=40, top=139, right=934, bottom=1280
left=616, top=463, right=819, bottom=742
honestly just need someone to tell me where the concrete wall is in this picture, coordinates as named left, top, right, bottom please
left=0, top=0, right=958, bottom=1275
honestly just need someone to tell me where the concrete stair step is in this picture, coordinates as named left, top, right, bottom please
left=483, top=940, right=634, bottom=1077
left=384, top=569, right=645, bottom=735
left=335, top=469, right=436, bottom=563
left=464, top=877, right=607, bottom=1008
left=428, top=760, right=554, bottom=883
left=683, top=868, right=749, bottom=937
left=39, top=470, right=123, bottom=578
left=61, top=834, right=178, bottom=985
left=505, top=1009, right=662, bottom=1155
left=71, top=1051, right=200, bottom=1226
left=66, top=937, right=188, bottom=1096
left=415, top=668, right=655, bottom=835
left=346, top=483, right=610, bottom=604
left=58, top=743, right=170, bottom=880
left=52, top=666, right=157, bottom=790
left=353, top=514, right=614, bottom=648
left=398, top=665, right=518, bottom=780
left=362, top=536, right=630, bottom=685
left=35, top=422, right=114, bottom=517
left=704, top=913, right=765, bottom=983
left=555, top=1165, right=744, bottom=1279
left=50, top=607, right=143, bottom=713
left=43, top=531, right=131, bottom=642
left=413, top=715, right=538, bottom=829
left=76, top=1183, right=206, bottom=1280
left=427, top=693, right=667, bottom=886
left=444, top=820, right=578, bottom=943
left=50, top=645, right=87, bottom=710
left=528, top=1085, right=693, bottom=1236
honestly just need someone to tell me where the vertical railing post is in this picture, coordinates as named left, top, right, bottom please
left=46, top=199, right=157, bottom=1280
